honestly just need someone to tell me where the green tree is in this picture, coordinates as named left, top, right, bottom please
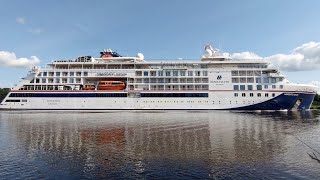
left=0, top=88, right=10, bottom=101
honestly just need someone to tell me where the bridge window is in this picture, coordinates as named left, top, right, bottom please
left=233, top=85, right=239, bottom=90
left=272, top=85, right=276, bottom=89
left=247, top=85, right=253, bottom=90
left=240, top=85, right=245, bottom=90
left=280, top=85, right=284, bottom=89
left=264, top=85, right=268, bottom=89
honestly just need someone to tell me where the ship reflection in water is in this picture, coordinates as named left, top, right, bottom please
left=0, top=110, right=320, bottom=179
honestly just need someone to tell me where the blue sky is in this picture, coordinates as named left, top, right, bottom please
left=0, top=0, right=320, bottom=87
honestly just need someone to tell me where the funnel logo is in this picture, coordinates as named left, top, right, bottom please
left=217, top=75, right=222, bottom=80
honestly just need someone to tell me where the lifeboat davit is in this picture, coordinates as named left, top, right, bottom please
left=98, top=81, right=126, bottom=90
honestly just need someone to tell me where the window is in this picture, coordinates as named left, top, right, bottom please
left=203, top=71, right=208, bottom=76
left=264, top=85, right=268, bottom=89
left=234, top=93, right=238, bottom=97
left=247, top=85, right=253, bottom=90
left=271, top=78, right=276, bottom=83
left=150, top=78, right=156, bottom=83
left=239, top=71, right=246, bottom=76
left=42, top=79, right=46, bottom=83
left=272, top=93, right=275, bottom=97
left=256, top=78, right=262, bottom=83
left=232, top=78, right=239, bottom=83
left=70, top=72, right=74, bottom=76
left=83, top=72, right=88, bottom=76
left=56, top=72, right=61, bottom=76
left=173, top=71, right=178, bottom=76
left=250, top=93, right=254, bottom=97
left=240, top=78, right=246, bottom=83
left=158, top=71, right=163, bottom=76
left=234, top=85, right=239, bottom=90
left=254, top=71, right=261, bottom=76
left=257, top=93, right=261, bottom=97
left=231, top=71, right=238, bottom=76
left=265, top=93, right=269, bottom=97
left=144, top=71, right=149, bottom=76
left=242, top=93, right=246, bottom=97
left=196, top=71, right=201, bottom=76
left=165, top=71, right=171, bottom=76
left=150, top=71, right=156, bottom=76
left=257, top=85, right=262, bottom=90
left=240, top=85, right=245, bottom=90
left=43, top=72, right=47, bottom=76
left=280, top=85, right=284, bottom=89
left=76, top=72, right=81, bottom=76
left=144, top=78, right=149, bottom=83
left=263, top=78, right=269, bottom=83
left=188, top=71, right=193, bottom=76
left=136, top=71, right=142, bottom=76
left=272, top=85, right=276, bottom=89
left=247, top=71, right=254, bottom=76
left=180, top=71, right=186, bottom=76
left=247, top=78, right=254, bottom=83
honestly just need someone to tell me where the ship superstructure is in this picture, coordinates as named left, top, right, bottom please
left=0, top=46, right=317, bottom=110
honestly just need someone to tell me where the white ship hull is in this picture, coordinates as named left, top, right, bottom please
left=0, top=91, right=315, bottom=110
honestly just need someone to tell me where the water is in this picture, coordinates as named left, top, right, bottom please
left=0, top=110, right=320, bottom=179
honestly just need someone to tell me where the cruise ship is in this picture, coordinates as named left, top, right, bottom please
left=0, top=46, right=317, bottom=110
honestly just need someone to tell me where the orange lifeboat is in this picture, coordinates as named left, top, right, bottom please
left=98, top=81, right=126, bottom=90
left=83, top=85, right=96, bottom=90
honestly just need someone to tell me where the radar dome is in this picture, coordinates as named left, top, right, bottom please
left=136, top=53, right=144, bottom=60
left=204, top=49, right=213, bottom=57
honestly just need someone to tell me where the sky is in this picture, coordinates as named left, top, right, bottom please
left=0, top=0, right=320, bottom=87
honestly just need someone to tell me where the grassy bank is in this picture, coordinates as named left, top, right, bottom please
left=0, top=88, right=10, bottom=102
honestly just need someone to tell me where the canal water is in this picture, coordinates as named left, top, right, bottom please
left=0, top=110, right=320, bottom=179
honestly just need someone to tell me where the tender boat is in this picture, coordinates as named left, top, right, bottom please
left=98, top=81, right=126, bottom=90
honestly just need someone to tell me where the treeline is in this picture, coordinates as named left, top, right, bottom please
left=311, top=94, right=320, bottom=109
left=0, top=88, right=10, bottom=101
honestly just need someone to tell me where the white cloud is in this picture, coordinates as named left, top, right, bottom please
left=28, top=28, right=44, bottom=34
left=231, top=52, right=262, bottom=59
left=0, top=51, right=40, bottom=68
left=231, top=42, right=320, bottom=72
left=16, top=17, right=26, bottom=24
